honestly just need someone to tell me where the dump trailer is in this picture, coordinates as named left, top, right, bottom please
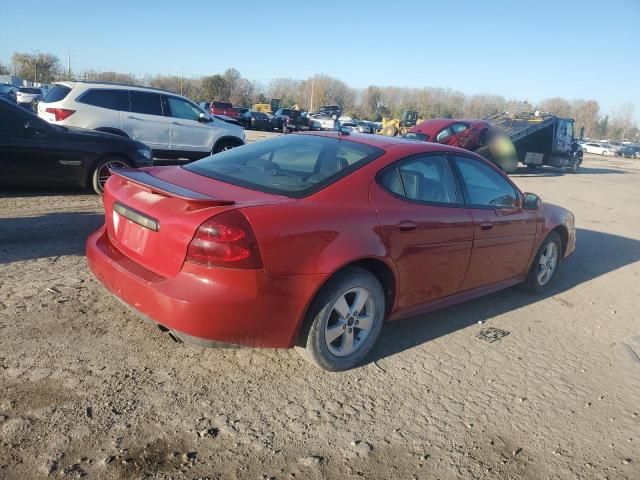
left=477, top=112, right=583, bottom=173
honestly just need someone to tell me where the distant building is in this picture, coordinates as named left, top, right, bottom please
left=0, top=74, right=22, bottom=86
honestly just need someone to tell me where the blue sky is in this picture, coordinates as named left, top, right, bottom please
left=1, top=0, right=638, bottom=120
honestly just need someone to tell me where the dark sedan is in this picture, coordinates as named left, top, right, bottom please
left=0, top=97, right=153, bottom=194
left=239, top=110, right=271, bottom=130
left=619, top=145, right=640, bottom=159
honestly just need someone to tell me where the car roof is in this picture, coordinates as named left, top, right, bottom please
left=300, top=131, right=486, bottom=158
left=53, top=80, right=176, bottom=96
left=409, top=118, right=487, bottom=135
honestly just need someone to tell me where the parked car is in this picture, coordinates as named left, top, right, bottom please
left=270, top=108, right=310, bottom=132
left=308, top=113, right=335, bottom=131
left=406, top=118, right=491, bottom=150
left=38, top=81, right=245, bottom=160
left=16, top=87, right=43, bottom=107
left=581, top=142, right=616, bottom=156
left=234, top=107, right=249, bottom=117
left=336, top=121, right=360, bottom=134
left=87, top=132, right=575, bottom=371
left=209, top=101, right=237, bottom=118
left=357, top=121, right=375, bottom=134
left=239, top=110, right=271, bottom=130
left=0, top=83, right=18, bottom=103
left=619, top=145, right=640, bottom=158
left=0, top=97, right=152, bottom=194
left=315, top=105, right=342, bottom=119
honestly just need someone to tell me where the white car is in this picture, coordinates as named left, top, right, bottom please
left=38, top=81, right=245, bottom=160
left=308, top=113, right=335, bottom=131
left=581, top=142, right=616, bottom=156
left=16, top=87, right=43, bottom=106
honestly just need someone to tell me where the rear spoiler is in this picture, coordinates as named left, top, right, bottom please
left=110, top=169, right=235, bottom=205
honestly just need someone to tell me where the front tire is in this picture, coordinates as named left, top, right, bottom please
left=91, top=157, right=131, bottom=195
left=296, top=267, right=385, bottom=371
left=213, top=139, right=241, bottom=154
left=523, top=232, right=562, bottom=293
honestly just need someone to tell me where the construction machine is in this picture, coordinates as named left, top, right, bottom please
left=378, top=110, right=422, bottom=136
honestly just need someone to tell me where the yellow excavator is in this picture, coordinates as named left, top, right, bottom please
left=378, top=110, right=422, bottom=136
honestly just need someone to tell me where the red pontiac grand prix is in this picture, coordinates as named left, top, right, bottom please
left=405, top=118, right=492, bottom=151
left=87, top=132, right=575, bottom=371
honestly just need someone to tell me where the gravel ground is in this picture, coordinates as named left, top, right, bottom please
left=0, top=147, right=639, bottom=479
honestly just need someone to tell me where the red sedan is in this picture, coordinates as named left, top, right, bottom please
left=87, top=132, right=575, bottom=371
left=406, top=118, right=491, bottom=150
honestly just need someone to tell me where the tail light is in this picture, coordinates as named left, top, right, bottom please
left=45, top=108, right=75, bottom=121
left=186, top=210, right=262, bottom=269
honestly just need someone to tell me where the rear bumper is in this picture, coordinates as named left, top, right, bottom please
left=86, top=225, right=327, bottom=348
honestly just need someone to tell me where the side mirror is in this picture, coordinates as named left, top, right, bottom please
left=198, top=112, right=211, bottom=123
left=523, top=192, right=541, bottom=210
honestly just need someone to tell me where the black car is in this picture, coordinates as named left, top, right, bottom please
left=619, top=145, right=640, bottom=159
left=239, top=110, right=271, bottom=130
left=234, top=106, right=250, bottom=117
left=0, top=97, right=153, bottom=194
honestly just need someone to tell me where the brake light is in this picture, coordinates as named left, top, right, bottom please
left=186, top=210, right=262, bottom=269
left=45, top=108, right=75, bottom=121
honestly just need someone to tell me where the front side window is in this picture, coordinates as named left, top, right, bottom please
left=378, top=154, right=462, bottom=205
left=0, top=103, right=28, bottom=136
left=452, top=156, right=518, bottom=207
left=166, top=96, right=201, bottom=121
left=129, top=91, right=163, bottom=116
left=184, top=135, right=383, bottom=197
left=79, top=89, right=130, bottom=111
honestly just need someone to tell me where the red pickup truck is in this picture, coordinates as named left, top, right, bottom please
left=208, top=101, right=237, bottom=118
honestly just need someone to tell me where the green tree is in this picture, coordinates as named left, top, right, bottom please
left=11, top=52, right=61, bottom=83
left=202, top=74, right=226, bottom=101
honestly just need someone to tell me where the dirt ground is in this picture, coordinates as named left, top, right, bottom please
left=1, top=143, right=639, bottom=479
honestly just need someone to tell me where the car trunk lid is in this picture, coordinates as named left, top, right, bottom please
left=103, top=166, right=293, bottom=277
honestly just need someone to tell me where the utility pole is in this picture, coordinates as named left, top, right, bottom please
left=180, top=71, right=184, bottom=96
left=310, top=79, right=314, bottom=113
left=67, top=47, right=71, bottom=79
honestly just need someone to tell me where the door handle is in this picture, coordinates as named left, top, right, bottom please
left=480, top=222, right=494, bottom=230
left=172, top=122, right=183, bottom=126
left=127, top=116, right=140, bottom=120
left=397, top=221, right=418, bottom=232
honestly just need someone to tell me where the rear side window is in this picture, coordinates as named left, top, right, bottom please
left=78, top=89, right=130, bottom=111
left=19, top=87, right=41, bottom=94
left=130, top=91, right=163, bottom=116
left=43, top=85, right=71, bottom=103
left=379, top=155, right=462, bottom=205
left=184, top=135, right=383, bottom=197
left=403, top=132, right=429, bottom=141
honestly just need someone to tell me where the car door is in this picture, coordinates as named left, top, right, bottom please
left=372, top=153, right=474, bottom=309
left=450, top=154, right=537, bottom=290
left=165, top=95, right=214, bottom=157
left=0, top=101, right=83, bottom=183
left=122, top=91, right=170, bottom=154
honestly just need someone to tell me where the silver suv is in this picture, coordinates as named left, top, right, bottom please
left=38, top=81, right=245, bottom=160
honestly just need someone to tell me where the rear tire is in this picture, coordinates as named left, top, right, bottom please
left=523, top=232, right=562, bottom=294
left=296, top=267, right=385, bottom=371
left=91, top=156, right=131, bottom=195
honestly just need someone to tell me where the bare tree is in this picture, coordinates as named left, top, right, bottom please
left=11, top=52, right=61, bottom=83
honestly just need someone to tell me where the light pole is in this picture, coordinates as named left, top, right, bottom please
left=30, top=49, right=39, bottom=85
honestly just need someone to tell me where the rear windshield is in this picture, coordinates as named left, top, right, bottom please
left=184, top=134, right=383, bottom=197
left=403, top=132, right=430, bottom=142
left=19, top=87, right=41, bottom=94
left=213, top=102, right=232, bottom=109
left=44, top=85, right=71, bottom=103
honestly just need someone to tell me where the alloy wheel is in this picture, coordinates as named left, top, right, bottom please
left=324, top=287, right=375, bottom=357
left=537, top=241, right=558, bottom=286
left=97, top=160, right=129, bottom=190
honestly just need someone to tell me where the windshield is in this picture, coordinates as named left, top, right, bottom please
left=184, top=134, right=383, bottom=197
